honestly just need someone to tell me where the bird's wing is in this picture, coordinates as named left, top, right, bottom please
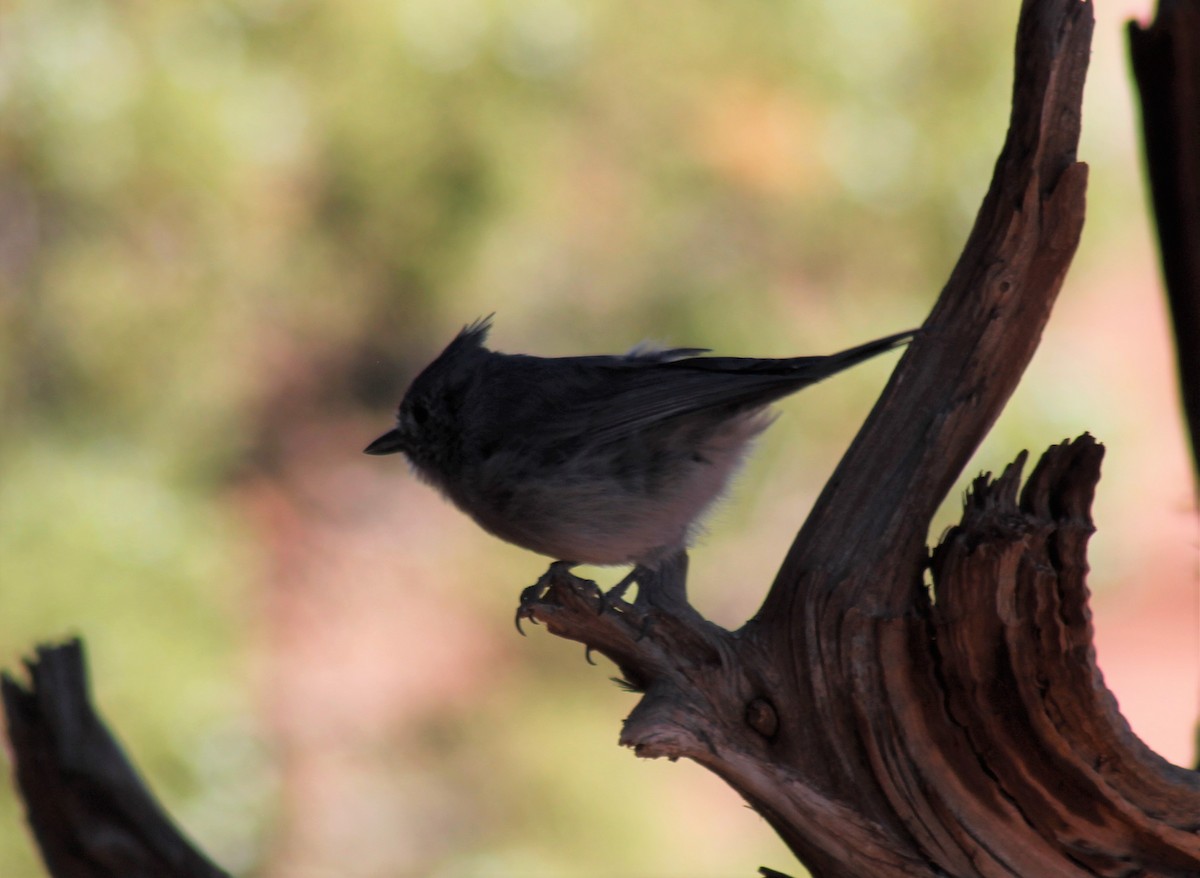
left=560, top=330, right=915, bottom=445
left=571, top=367, right=802, bottom=445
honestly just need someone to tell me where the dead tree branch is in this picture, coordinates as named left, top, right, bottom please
left=1129, top=0, right=1200, bottom=489
left=1, top=640, right=230, bottom=878
left=523, top=1, right=1200, bottom=875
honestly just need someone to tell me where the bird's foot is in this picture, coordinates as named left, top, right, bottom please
left=595, top=567, right=640, bottom=617
left=598, top=551, right=690, bottom=615
left=605, top=568, right=640, bottom=604
left=515, top=560, right=578, bottom=635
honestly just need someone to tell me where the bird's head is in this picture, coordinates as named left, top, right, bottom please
left=363, top=316, right=494, bottom=477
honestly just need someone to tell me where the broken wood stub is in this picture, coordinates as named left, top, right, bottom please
left=918, top=435, right=1200, bottom=875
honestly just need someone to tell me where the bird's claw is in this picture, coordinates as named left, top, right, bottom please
left=514, top=561, right=578, bottom=635
left=514, top=582, right=546, bottom=635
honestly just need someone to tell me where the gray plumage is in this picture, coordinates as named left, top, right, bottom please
left=365, top=316, right=913, bottom=570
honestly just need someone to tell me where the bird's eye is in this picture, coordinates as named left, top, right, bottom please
left=409, top=401, right=430, bottom=425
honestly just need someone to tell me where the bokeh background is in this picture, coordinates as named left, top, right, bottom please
left=1, top=1, right=1195, bottom=876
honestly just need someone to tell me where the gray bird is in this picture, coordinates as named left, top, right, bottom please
left=365, top=316, right=913, bottom=605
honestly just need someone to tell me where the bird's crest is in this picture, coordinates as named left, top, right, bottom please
left=455, top=314, right=493, bottom=348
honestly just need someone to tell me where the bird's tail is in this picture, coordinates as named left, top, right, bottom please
left=791, top=328, right=916, bottom=376
left=677, top=328, right=917, bottom=381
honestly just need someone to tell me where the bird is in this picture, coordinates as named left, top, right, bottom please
left=365, top=316, right=913, bottom=608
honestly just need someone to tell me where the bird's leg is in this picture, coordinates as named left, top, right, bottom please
left=637, top=549, right=689, bottom=613
left=603, top=567, right=642, bottom=605
left=602, top=549, right=690, bottom=612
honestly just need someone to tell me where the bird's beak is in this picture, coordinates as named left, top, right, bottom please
left=363, top=428, right=408, bottom=456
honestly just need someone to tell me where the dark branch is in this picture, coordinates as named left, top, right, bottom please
left=525, top=0, right=1200, bottom=875
left=1128, top=0, right=1200, bottom=490
left=2, top=640, right=230, bottom=878
left=759, top=0, right=1093, bottom=620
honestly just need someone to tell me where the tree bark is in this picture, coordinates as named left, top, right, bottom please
left=522, top=1, right=1200, bottom=875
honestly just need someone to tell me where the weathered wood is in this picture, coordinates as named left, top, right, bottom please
left=528, top=435, right=1200, bottom=877
left=521, top=1, right=1200, bottom=875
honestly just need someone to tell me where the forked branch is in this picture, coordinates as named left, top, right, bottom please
left=522, top=1, right=1200, bottom=876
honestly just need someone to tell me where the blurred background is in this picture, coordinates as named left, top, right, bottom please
left=1, top=0, right=1195, bottom=876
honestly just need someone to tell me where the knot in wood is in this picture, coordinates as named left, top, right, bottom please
left=745, top=696, right=778, bottom=739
